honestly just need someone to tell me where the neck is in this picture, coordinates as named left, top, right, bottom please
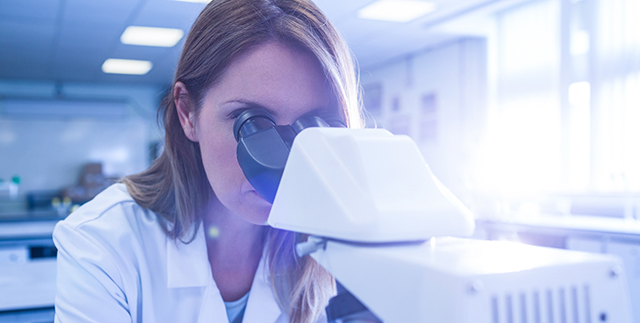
left=204, top=198, right=266, bottom=266
left=203, top=197, right=267, bottom=301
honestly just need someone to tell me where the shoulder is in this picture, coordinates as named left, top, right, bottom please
left=53, top=183, right=167, bottom=268
left=57, top=183, right=149, bottom=230
left=55, top=183, right=162, bottom=240
left=52, top=184, right=169, bottom=321
left=52, top=183, right=169, bottom=299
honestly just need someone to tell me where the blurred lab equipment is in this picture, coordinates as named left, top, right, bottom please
left=0, top=217, right=58, bottom=322
left=62, top=162, right=114, bottom=204
left=0, top=176, right=20, bottom=200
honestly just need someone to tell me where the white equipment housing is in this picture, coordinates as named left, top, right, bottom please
left=267, top=128, right=633, bottom=323
left=311, top=237, right=630, bottom=323
left=269, top=128, right=474, bottom=242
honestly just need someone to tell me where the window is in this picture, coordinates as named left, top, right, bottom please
left=475, top=0, right=640, bottom=219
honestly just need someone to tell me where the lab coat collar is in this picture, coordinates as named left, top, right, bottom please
left=166, top=224, right=210, bottom=288
left=196, top=249, right=284, bottom=323
left=166, top=224, right=284, bottom=322
left=243, top=254, right=284, bottom=323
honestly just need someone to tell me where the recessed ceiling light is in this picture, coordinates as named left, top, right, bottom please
left=120, top=26, right=184, bottom=47
left=173, top=0, right=211, bottom=3
left=358, top=0, right=438, bottom=22
left=102, top=59, right=153, bottom=75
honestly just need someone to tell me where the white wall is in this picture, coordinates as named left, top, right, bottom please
left=0, top=79, right=166, bottom=202
left=360, top=38, right=487, bottom=201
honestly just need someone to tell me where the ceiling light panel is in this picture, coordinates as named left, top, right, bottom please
left=102, top=59, right=153, bottom=75
left=358, top=0, right=438, bottom=23
left=173, top=0, right=211, bottom=3
left=120, top=26, right=184, bottom=47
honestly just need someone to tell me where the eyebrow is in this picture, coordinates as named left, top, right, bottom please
left=223, top=99, right=277, bottom=115
left=223, top=99, right=329, bottom=117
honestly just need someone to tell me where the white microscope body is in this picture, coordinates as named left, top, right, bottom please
left=268, top=128, right=632, bottom=323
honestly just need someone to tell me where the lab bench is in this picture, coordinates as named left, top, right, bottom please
left=0, top=214, right=60, bottom=323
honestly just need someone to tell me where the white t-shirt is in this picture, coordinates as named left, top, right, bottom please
left=53, top=183, right=309, bottom=323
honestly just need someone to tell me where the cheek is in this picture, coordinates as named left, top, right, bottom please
left=199, top=133, right=245, bottom=195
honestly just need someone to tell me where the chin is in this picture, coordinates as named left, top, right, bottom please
left=243, top=202, right=271, bottom=226
left=245, top=214, right=270, bottom=226
left=235, top=191, right=272, bottom=225
left=254, top=207, right=271, bottom=226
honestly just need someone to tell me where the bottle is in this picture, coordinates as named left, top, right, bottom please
left=9, top=175, right=19, bottom=200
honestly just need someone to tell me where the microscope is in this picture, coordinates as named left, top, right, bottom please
left=234, top=109, right=632, bottom=323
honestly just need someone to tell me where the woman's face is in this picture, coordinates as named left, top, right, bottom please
left=177, top=41, right=335, bottom=225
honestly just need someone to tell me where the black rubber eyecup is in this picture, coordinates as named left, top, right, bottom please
left=233, top=108, right=276, bottom=142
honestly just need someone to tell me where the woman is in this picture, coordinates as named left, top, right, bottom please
left=52, top=0, right=362, bottom=322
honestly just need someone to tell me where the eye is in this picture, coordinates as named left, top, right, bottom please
left=227, top=108, right=249, bottom=120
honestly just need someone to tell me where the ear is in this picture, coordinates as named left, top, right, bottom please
left=174, top=82, right=198, bottom=142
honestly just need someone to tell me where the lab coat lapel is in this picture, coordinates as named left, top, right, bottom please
left=166, top=224, right=210, bottom=288
left=166, top=224, right=229, bottom=322
left=242, top=254, right=285, bottom=323
left=196, top=282, right=230, bottom=323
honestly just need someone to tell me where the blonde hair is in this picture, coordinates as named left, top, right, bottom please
left=122, top=0, right=362, bottom=321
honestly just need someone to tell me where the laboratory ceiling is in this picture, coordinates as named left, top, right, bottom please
left=0, top=0, right=515, bottom=85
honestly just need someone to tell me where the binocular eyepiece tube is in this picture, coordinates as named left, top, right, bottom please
left=233, top=108, right=346, bottom=142
left=233, top=108, right=345, bottom=203
left=233, top=109, right=276, bottom=142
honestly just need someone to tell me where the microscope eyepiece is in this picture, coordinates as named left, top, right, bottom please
left=318, top=113, right=347, bottom=128
left=234, top=107, right=346, bottom=203
left=233, top=108, right=276, bottom=142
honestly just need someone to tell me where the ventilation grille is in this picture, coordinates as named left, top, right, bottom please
left=491, top=285, right=592, bottom=323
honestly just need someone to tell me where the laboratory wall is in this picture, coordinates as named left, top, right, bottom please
left=0, top=79, right=166, bottom=206
left=360, top=37, right=487, bottom=202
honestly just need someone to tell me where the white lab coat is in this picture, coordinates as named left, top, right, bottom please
left=53, top=184, right=325, bottom=323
